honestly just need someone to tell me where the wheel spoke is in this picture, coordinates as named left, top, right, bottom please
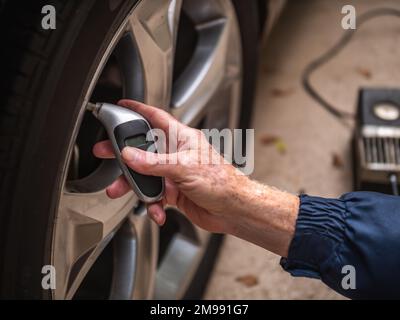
left=128, top=0, right=182, bottom=108
left=53, top=190, right=136, bottom=299
left=110, top=205, right=159, bottom=299
left=170, top=1, right=242, bottom=127
left=171, top=18, right=228, bottom=125
left=155, top=234, right=203, bottom=299
left=154, top=207, right=210, bottom=299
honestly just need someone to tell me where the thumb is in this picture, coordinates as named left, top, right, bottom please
left=121, top=147, right=180, bottom=179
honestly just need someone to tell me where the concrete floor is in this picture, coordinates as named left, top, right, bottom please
left=204, top=0, right=400, bottom=299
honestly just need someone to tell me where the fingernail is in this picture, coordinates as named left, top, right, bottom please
left=158, top=216, right=165, bottom=226
left=148, top=211, right=159, bottom=225
left=153, top=212, right=161, bottom=225
left=121, top=147, right=138, bottom=161
left=156, top=211, right=165, bottom=224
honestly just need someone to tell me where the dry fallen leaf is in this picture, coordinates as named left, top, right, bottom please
left=356, top=67, right=372, bottom=80
left=259, top=134, right=287, bottom=154
left=259, top=134, right=279, bottom=145
left=332, top=152, right=344, bottom=168
left=263, top=66, right=278, bottom=74
left=236, top=275, right=259, bottom=287
left=271, top=88, right=294, bottom=97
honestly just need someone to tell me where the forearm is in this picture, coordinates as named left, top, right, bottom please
left=226, top=177, right=299, bottom=257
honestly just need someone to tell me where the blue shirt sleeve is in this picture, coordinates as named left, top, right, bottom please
left=280, top=191, right=400, bottom=299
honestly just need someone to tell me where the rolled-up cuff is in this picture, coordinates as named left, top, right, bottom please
left=280, top=194, right=347, bottom=279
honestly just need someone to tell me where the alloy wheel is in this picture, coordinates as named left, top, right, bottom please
left=52, top=0, right=242, bottom=299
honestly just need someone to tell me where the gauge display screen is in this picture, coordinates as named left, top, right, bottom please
left=125, top=134, right=147, bottom=147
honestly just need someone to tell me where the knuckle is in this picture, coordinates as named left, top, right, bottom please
left=178, top=152, right=196, bottom=168
left=145, top=153, right=159, bottom=167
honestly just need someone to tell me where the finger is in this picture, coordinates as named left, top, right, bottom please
left=106, top=175, right=131, bottom=199
left=147, top=202, right=166, bottom=226
left=118, top=99, right=181, bottom=132
left=121, top=146, right=180, bottom=179
left=93, top=140, right=115, bottom=159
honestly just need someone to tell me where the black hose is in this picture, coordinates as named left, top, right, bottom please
left=302, top=8, right=400, bottom=122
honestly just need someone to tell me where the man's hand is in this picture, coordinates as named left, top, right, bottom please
left=93, top=100, right=299, bottom=257
left=93, top=99, right=247, bottom=233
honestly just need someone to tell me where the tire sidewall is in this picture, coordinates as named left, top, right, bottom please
left=2, top=0, right=137, bottom=298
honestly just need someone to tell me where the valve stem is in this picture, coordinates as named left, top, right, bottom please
left=86, top=102, right=101, bottom=116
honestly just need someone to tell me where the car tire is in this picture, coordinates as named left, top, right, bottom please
left=0, top=0, right=261, bottom=299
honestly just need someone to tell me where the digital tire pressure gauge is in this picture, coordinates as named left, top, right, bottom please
left=86, top=102, right=164, bottom=203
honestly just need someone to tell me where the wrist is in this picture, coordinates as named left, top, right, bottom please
left=227, top=179, right=300, bottom=257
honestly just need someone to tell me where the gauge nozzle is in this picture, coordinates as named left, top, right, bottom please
left=86, top=102, right=101, bottom=117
